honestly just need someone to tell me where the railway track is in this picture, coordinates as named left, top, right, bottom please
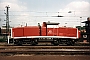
left=0, top=46, right=90, bottom=56
left=0, top=46, right=90, bottom=49
left=0, top=49, right=90, bottom=55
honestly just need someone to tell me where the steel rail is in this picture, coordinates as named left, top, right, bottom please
left=0, top=49, right=90, bottom=56
left=0, top=46, right=90, bottom=49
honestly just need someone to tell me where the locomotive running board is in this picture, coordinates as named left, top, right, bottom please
left=11, top=36, right=78, bottom=39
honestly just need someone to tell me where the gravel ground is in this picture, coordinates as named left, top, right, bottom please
left=0, top=55, right=90, bottom=60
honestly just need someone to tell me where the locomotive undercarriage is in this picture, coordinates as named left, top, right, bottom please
left=10, top=38, right=77, bottom=46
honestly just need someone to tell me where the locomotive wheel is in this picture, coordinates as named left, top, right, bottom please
left=14, top=39, right=22, bottom=45
left=34, top=39, right=38, bottom=44
left=17, top=40, right=23, bottom=46
left=67, top=40, right=75, bottom=46
left=53, top=39, right=59, bottom=46
left=70, top=41, right=75, bottom=46
left=31, top=39, right=38, bottom=45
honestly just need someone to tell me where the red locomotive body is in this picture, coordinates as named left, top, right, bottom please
left=12, top=26, right=39, bottom=37
left=24, top=26, right=39, bottom=36
left=9, top=22, right=80, bottom=45
left=12, top=27, right=79, bottom=38
left=41, top=27, right=46, bottom=36
left=12, top=27, right=24, bottom=37
left=58, top=27, right=78, bottom=37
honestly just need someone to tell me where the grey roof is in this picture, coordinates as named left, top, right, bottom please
left=45, top=22, right=59, bottom=25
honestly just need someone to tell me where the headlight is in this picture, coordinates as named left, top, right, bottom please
left=83, top=35, right=87, bottom=38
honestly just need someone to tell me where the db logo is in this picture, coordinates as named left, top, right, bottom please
left=48, top=30, right=52, bottom=34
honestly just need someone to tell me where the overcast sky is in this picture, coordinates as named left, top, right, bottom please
left=0, top=0, right=90, bottom=27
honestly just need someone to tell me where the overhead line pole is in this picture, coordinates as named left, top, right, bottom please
left=5, top=5, right=10, bottom=36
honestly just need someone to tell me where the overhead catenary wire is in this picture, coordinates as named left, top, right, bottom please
left=0, top=14, right=88, bottom=17
left=0, top=10, right=89, bottom=17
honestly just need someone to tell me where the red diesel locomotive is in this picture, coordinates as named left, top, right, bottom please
left=9, top=22, right=80, bottom=45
